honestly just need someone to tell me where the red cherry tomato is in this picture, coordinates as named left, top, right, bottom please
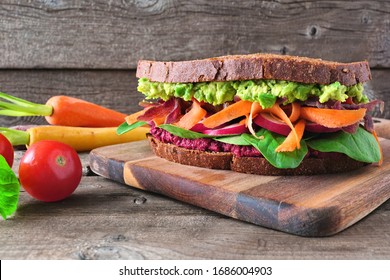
left=19, top=140, right=82, bottom=202
left=0, top=133, right=14, bottom=167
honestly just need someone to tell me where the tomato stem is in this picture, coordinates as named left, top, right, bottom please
left=0, top=92, right=52, bottom=117
left=0, top=127, right=30, bottom=146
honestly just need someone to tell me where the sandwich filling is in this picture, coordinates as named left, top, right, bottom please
left=119, top=78, right=383, bottom=169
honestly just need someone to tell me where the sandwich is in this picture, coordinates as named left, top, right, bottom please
left=118, top=53, right=383, bottom=175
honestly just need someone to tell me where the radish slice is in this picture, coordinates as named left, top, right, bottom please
left=253, top=113, right=291, bottom=136
left=191, top=123, right=248, bottom=136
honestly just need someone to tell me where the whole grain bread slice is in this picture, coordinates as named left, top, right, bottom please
left=148, top=136, right=367, bottom=176
left=137, top=53, right=371, bottom=86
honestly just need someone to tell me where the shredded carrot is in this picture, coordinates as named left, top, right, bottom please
left=202, top=100, right=253, bottom=128
left=152, top=116, right=167, bottom=126
left=175, top=100, right=207, bottom=129
left=239, top=115, right=248, bottom=125
left=125, top=109, right=146, bottom=125
left=289, top=102, right=301, bottom=123
left=247, top=102, right=264, bottom=138
left=372, top=130, right=383, bottom=166
left=275, top=119, right=306, bottom=152
left=300, top=107, right=366, bottom=128
left=266, top=103, right=299, bottom=148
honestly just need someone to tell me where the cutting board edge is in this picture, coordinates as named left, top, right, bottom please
left=89, top=140, right=390, bottom=237
left=123, top=159, right=390, bottom=237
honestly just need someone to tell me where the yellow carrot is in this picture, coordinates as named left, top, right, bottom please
left=1, top=125, right=149, bottom=152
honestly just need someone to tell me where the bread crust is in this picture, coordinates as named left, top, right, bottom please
left=148, top=136, right=368, bottom=176
left=137, top=53, right=371, bottom=86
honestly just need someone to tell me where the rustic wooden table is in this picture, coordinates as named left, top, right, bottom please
left=0, top=148, right=389, bottom=260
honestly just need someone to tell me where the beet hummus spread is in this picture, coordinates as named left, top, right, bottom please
left=151, top=127, right=261, bottom=157
left=150, top=127, right=346, bottom=160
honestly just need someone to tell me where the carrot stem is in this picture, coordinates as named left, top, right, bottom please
left=0, top=127, right=30, bottom=146
left=0, top=92, right=52, bottom=117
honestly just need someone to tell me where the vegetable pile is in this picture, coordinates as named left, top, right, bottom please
left=0, top=91, right=148, bottom=219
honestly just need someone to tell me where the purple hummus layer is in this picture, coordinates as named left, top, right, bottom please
left=150, top=127, right=344, bottom=159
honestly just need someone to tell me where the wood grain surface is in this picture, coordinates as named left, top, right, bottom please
left=0, top=0, right=388, bottom=69
left=0, top=149, right=389, bottom=260
left=89, top=139, right=390, bottom=237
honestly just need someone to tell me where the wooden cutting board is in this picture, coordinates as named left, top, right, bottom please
left=89, top=136, right=390, bottom=237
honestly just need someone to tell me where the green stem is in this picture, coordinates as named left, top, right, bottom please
left=0, top=128, right=30, bottom=146
left=0, top=92, right=52, bottom=117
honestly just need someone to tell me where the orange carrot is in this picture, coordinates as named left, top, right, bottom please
left=125, top=109, right=146, bottom=125
left=45, top=96, right=127, bottom=127
left=152, top=116, right=167, bottom=126
left=202, top=100, right=253, bottom=128
left=372, top=130, right=383, bottom=166
left=247, top=102, right=264, bottom=138
left=175, top=100, right=207, bottom=129
left=0, top=92, right=127, bottom=127
left=289, top=102, right=301, bottom=122
left=300, top=107, right=366, bottom=128
left=266, top=103, right=299, bottom=148
left=239, top=116, right=248, bottom=125
left=275, top=119, right=306, bottom=152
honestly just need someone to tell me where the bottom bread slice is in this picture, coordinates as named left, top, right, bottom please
left=148, top=136, right=367, bottom=176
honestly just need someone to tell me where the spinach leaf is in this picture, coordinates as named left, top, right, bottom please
left=159, top=124, right=213, bottom=139
left=214, top=135, right=250, bottom=146
left=0, top=155, right=20, bottom=220
left=117, top=121, right=147, bottom=135
left=306, top=126, right=381, bottom=163
left=242, top=129, right=308, bottom=169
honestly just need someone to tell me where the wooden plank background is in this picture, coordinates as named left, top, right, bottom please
left=0, top=0, right=389, bottom=127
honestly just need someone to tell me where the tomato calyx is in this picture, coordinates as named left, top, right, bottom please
left=56, top=155, right=67, bottom=167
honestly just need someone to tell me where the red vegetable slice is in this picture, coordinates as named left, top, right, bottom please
left=191, top=123, right=248, bottom=136
left=253, top=113, right=291, bottom=136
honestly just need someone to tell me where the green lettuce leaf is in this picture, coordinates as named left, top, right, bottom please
left=241, top=129, right=308, bottom=169
left=117, top=121, right=147, bottom=135
left=158, top=124, right=213, bottom=139
left=0, top=155, right=20, bottom=220
left=306, top=126, right=381, bottom=163
left=214, top=135, right=250, bottom=146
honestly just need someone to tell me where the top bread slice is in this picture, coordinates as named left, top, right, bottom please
left=136, top=53, right=371, bottom=86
